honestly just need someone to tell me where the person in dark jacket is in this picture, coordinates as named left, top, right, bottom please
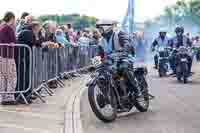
left=89, top=29, right=101, bottom=46
left=17, top=22, right=40, bottom=47
left=17, top=15, right=34, bottom=36
left=169, top=27, right=192, bottom=75
left=42, top=21, right=58, bottom=88
left=15, top=22, right=41, bottom=103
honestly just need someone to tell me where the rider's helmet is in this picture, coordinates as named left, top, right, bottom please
left=175, top=26, right=184, bottom=36
left=159, top=28, right=167, bottom=38
left=96, top=19, right=117, bottom=37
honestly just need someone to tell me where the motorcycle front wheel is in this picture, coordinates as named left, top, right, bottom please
left=88, top=82, right=117, bottom=123
left=182, top=63, right=188, bottom=84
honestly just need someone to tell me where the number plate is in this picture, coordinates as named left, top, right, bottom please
left=181, top=58, right=187, bottom=62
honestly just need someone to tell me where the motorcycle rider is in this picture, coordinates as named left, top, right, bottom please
left=96, top=19, right=141, bottom=97
left=193, top=36, right=200, bottom=61
left=152, top=29, right=170, bottom=69
left=169, top=26, right=192, bottom=75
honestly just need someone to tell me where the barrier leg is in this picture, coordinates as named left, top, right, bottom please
left=15, top=93, right=21, bottom=102
left=20, top=92, right=29, bottom=104
left=56, top=79, right=65, bottom=87
left=42, top=84, right=53, bottom=96
left=33, top=90, right=46, bottom=103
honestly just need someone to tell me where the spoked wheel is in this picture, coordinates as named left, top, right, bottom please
left=183, top=64, right=189, bottom=84
left=176, top=66, right=182, bottom=82
left=88, top=83, right=117, bottom=123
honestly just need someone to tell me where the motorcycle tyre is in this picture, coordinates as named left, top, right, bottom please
left=88, top=83, right=117, bottom=123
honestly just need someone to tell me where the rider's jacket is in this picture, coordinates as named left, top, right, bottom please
left=152, top=36, right=170, bottom=48
left=170, top=35, right=192, bottom=48
left=98, top=31, right=131, bottom=58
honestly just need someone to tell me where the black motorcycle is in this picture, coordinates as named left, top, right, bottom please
left=175, top=46, right=191, bottom=83
left=156, top=47, right=171, bottom=77
left=87, top=51, right=152, bottom=123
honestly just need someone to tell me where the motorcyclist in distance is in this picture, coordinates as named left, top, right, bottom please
left=152, top=29, right=170, bottom=69
left=169, top=26, right=192, bottom=75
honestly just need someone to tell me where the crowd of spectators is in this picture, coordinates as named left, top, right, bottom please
left=0, top=12, right=101, bottom=49
left=0, top=11, right=102, bottom=105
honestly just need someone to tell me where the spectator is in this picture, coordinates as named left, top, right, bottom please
left=60, top=25, right=70, bottom=42
left=43, top=21, right=57, bottom=42
left=0, top=11, right=17, bottom=105
left=90, top=29, right=101, bottom=45
left=16, top=22, right=41, bottom=103
left=193, top=36, right=200, bottom=47
left=78, top=32, right=90, bottom=68
left=63, top=24, right=79, bottom=69
left=17, top=15, right=34, bottom=35
left=78, top=32, right=90, bottom=46
left=25, top=15, right=34, bottom=24
left=63, top=24, right=77, bottom=46
left=75, top=31, right=82, bottom=42
left=17, top=21, right=41, bottom=47
left=42, top=21, right=58, bottom=88
left=34, top=28, right=46, bottom=47
left=55, top=29, right=71, bottom=48
left=16, top=12, right=29, bottom=34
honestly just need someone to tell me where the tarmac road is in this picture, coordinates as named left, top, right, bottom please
left=80, top=62, right=200, bottom=133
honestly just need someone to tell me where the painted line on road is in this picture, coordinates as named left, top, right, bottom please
left=64, top=76, right=89, bottom=133
left=72, top=85, right=86, bottom=133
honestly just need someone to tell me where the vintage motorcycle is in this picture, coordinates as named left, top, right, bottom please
left=156, top=47, right=171, bottom=77
left=87, top=51, right=153, bottom=123
left=175, top=46, right=191, bottom=83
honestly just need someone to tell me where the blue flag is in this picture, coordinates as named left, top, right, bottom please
left=122, top=0, right=135, bottom=34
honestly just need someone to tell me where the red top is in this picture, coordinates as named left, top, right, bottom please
left=0, top=24, right=16, bottom=58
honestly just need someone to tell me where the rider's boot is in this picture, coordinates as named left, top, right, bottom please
left=126, top=71, right=142, bottom=98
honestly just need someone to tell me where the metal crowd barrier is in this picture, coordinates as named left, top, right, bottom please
left=0, top=44, right=98, bottom=104
left=0, top=44, right=32, bottom=104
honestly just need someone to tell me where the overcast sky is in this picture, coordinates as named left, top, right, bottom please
left=0, top=0, right=177, bottom=22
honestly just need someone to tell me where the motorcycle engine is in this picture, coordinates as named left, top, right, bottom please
left=119, top=77, right=128, bottom=94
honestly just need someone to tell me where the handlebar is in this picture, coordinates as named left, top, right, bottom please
left=107, top=51, right=129, bottom=60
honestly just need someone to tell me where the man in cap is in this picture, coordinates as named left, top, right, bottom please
left=96, top=19, right=142, bottom=98
left=152, top=29, right=170, bottom=69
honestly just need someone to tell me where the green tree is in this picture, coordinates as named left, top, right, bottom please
left=38, top=14, right=97, bottom=30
